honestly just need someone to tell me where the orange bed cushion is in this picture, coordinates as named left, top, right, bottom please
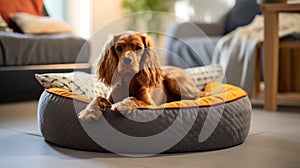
left=45, top=82, right=247, bottom=109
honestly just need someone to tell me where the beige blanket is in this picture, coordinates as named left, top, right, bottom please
left=212, top=13, right=300, bottom=98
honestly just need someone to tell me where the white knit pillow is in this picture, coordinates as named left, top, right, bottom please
left=0, top=14, right=13, bottom=32
left=185, top=64, right=223, bottom=90
left=35, top=71, right=108, bottom=100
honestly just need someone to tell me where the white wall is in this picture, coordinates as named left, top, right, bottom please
left=90, top=0, right=123, bottom=34
left=65, top=0, right=91, bottom=39
left=44, top=0, right=66, bottom=20
left=175, top=0, right=235, bottom=23
left=63, top=0, right=123, bottom=38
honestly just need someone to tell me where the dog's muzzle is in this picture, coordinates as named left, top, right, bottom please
left=123, top=56, right=132, bottom=65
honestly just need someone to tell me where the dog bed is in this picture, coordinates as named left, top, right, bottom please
left=38, top=81, right=252, bottom=154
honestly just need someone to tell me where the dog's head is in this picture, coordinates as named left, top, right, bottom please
left=97, top=31, right=162, bottom=87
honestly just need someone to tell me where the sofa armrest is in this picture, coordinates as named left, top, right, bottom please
left=167, top=21, right=225, bottom=40
left=165, top=21, right=224, bottom=66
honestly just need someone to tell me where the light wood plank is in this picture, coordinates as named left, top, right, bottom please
left=263, top=11, right=279, bottom=111
left=261, top=2, right=300, bottom=12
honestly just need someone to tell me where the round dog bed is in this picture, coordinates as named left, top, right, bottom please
left=38, top=82, right=252, bottom=154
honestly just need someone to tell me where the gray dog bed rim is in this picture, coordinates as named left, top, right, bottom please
left=38, top=88, right=252, bottom=154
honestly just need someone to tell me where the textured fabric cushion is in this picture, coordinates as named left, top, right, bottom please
left=0, top=14, right=13, bottom=32
left=0, top=0, right=44, bottom=31
left=10, top=13, right=73, bottom=34
left=185, top=64, right=222, bottom=90
left=35, top=71, right=109, bottom=100
left=225, top=0, right=261, bottom=33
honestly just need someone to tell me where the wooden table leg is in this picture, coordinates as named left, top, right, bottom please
left=263, top=11, right=279, bottom=111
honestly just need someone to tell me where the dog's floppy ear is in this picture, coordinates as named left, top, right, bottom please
left=141, top=33, right=155, bottom=48
left=136, top=34, right=162, bottom=87
left=97, top=34, right=120, bottom=86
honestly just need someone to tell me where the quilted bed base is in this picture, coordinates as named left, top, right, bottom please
left=38, top=87, right=252, bottom=154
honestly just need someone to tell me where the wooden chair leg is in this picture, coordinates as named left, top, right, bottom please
left=253, top=45, right=262, bottom=98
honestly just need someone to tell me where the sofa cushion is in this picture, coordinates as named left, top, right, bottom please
left=10, top=13, right=73, bottom=34
left=225, top=0, right=262, bottom=34
left=0, top=31, right=89, bottom=66
left=0, top=0, right=44, bottom=31
left=0, top=14, right=13, bottom=32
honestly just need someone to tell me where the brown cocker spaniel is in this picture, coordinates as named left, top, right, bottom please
left=79, top=31, right=202, bottom=121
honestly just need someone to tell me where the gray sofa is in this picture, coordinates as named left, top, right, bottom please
left=0, top=32, right=90, bottom=103
left=166, top=0, right=261, bottom=68
left=0, top=6, right=90, bottom=103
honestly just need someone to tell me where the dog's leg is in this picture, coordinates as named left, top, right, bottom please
left=78, top=97, right=111, bottom=121
left=198, top=91, right=212, bottom=97
left=111, top=97, right=150, bottom=115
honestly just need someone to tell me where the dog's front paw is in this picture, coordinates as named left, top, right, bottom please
left=199, top=91, right=212, bottom=97
left=111, top=99, right=137, bottom=115
left=78, top=107, right=103, bottom=121
left=78, top=97, right=111, bottom=121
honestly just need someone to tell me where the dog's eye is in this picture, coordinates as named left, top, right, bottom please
left=135, top=46, right=142, bottom=51
left=116, top=46, right=122, bottom=52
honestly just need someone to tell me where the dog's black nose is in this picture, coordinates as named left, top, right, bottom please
left=123, top=57, right=132, bottom=65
